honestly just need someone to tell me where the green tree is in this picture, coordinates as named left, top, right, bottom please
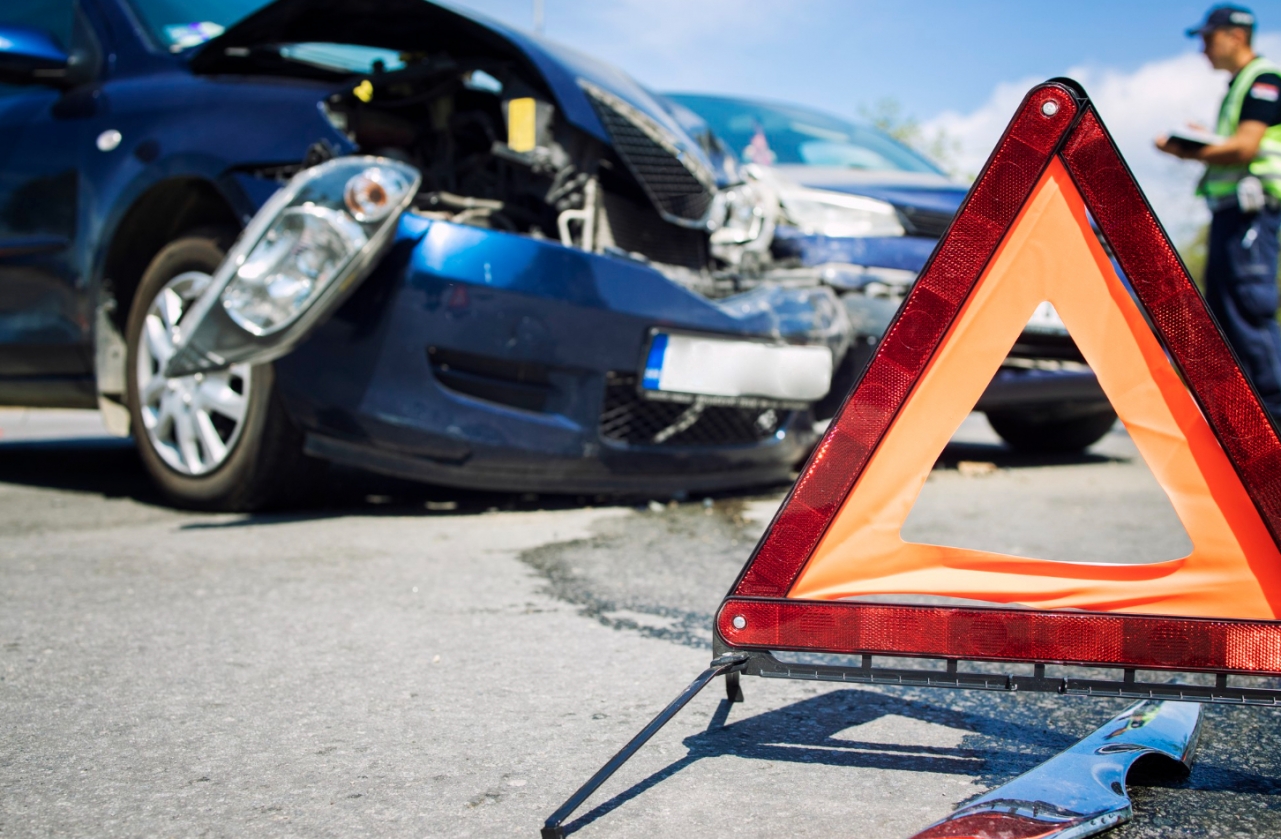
left=1178, top=224, right=1209, bottom=292
left=859, top=98, right=967, bottom=180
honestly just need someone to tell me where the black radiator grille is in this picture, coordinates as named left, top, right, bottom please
left=599, top=374, right=785, bottom=447
left=582, top=83, right=715, bottom=224
left=602, top=191, right=708, bottom=270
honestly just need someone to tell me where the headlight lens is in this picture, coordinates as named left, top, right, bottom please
left=222, top=206, right=368, bottom=335
left=217, top=160, right=419, bottom=336
left=779, top=189, right=904, bottom=238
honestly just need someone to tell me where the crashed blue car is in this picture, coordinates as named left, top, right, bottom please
left=0, top=0, right=855, bottom=509
left=665, top=94, right=1116, bottom=453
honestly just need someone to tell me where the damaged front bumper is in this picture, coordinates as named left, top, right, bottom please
left=214, top=200, right=844, bottom=493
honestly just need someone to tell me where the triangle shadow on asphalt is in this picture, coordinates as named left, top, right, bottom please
left=557, top=685, right=1281, bottom=836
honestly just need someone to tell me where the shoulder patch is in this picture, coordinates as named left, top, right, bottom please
left=1250, top=82, right=1280, bottom=102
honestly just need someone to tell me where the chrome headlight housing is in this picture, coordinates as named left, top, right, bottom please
left=221, top=204, right=369, bottom=335
left=778, top=188, right=905, bottom=238
left=165, top=156, right=420, bottom=376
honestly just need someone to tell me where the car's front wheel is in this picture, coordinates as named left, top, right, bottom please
left=125, top=228, right=320, bottom=510
left=985, top=405, right=1118, bottom=454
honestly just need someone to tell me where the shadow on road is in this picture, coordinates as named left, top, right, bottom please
left=559, top=685, right=1281, bottom=837
left=560, top=688, right=1055, bottom=835
left=0, top=430, right=1122, bottom=525
left=0, top=437, right=161, bottom=501
left=0, top=436, right=787, bottom=523
left=934, top=439, right=1123, bottom=470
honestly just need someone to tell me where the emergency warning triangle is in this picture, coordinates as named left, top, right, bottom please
left=717, top=80, right=1281, bottom=675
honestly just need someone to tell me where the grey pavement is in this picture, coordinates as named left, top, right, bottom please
left=1, top=409, right=1279, bottom=838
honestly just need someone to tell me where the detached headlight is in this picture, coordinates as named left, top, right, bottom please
left=779, top=188, right=904, bottom=238
left=163, top=156, right=421, bottom=377
left=222, top=206, right=368, bottom=335
left=220, top=160, right=417, bottom=336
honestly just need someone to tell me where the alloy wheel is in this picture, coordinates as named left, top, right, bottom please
left=135, top=271, right=254, bottom=476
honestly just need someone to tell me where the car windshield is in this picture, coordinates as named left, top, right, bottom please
left=126, top=0, right=272, bottom=50
left=666, top=95, right=944, bottom=175
left=125, top=0, right=406, bottom=71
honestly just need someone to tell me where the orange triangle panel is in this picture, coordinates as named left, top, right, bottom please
left=717, top=80, right=1281, bottom=676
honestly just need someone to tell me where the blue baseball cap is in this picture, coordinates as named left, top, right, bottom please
left=1187, top=4, right=1257, bottom=36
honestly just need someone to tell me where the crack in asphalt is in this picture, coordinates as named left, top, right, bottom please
left=519, top=497, right=769, bottom=649
left=521, top=537, right=709, bottom=649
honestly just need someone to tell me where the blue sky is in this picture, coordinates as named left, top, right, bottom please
left=446, top=1, right=1275, bottom=119
left=446, top=0, right=1281, bottom=240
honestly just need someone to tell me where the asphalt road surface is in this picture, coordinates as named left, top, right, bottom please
left=2, top=408, right=1279, bottom=838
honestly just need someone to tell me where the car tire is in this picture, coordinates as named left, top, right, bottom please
left=985, top=406, right=1118, bottom=454
left=124, top=228, right=322, bottom=511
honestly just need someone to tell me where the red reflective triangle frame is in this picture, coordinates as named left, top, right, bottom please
left=716, top=80, right=1281, bottom=676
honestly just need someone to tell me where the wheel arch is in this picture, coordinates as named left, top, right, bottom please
left=101, top=177, right=241, bottom=335
left=94, top=177, right=243, bottom=432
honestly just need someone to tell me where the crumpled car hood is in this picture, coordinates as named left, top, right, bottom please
left=190, top=0, right=721, bottom=181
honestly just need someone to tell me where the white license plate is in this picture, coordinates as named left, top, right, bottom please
left=641, top=332, right=832, bottom=403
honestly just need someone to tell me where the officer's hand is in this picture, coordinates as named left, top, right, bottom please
left=1155, top=135, right=1197, bottom=160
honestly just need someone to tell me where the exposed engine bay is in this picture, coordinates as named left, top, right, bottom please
left=190, top=0, right=872, bottom=399
left=314, top=53, right=783, bottom=299
left=246, top=45, right=849, bottom=374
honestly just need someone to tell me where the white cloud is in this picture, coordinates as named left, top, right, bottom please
left=539, top=0, right=839, bottom=95
left=925, top=33, right=1281, bottom=245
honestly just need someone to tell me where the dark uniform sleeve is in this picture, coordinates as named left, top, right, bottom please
left=1240, top=71, right=1281, bottom=127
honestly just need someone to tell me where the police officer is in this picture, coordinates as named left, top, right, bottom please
left=1158, top=4, right=1281, bottom=419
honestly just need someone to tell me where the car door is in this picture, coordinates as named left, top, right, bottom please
left=0, top=0, right=101, bottom=405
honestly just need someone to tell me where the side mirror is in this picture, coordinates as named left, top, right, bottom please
left=0, top=25, right=72, bottom=87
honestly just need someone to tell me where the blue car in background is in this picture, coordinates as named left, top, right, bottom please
left=0, top=0, right=858, bottom=509
left=665, top=94, right=1116, bottom=453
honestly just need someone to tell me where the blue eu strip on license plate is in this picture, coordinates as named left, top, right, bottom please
left=642, top=333, right=668, bottom=390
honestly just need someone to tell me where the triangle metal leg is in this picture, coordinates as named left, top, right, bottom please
left=540, top=655, right=747, bottom=839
